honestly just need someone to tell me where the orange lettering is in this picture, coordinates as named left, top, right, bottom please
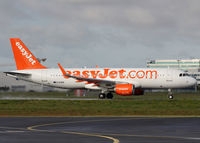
left=82, top=71, right=89, bottom=78
left=109, top=70, right=118, bottom=79
left=118, top=69, right=126, bottom=79
left=99, top=69, right=110, bottom=79
left=129, top=70, right=136, bottom=79
left=90, top=70, right=100, bottom=79
left=66, top=71, right=72, bottom=75
left=64, top=71, right=72, bottom=79
left=136, top=71, right=145, bottom=79
left=73, top=71, right=81, bottom=77
left=146, top=70, right=157, bottom=79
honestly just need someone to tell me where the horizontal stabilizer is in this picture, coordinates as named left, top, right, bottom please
left=4, top=72, right=31, bottom=78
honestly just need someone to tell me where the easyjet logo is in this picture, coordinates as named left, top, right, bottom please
left=64, top=69, right=157, bottom=79
left=16, top=42, right=36, bottom=65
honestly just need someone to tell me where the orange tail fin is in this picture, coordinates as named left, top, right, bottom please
left=10, top=38, right=47, bottom=70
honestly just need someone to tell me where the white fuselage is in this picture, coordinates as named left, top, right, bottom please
left=12, top=68, right=196, bottom=90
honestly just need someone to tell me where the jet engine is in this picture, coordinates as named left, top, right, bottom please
left=115, top=84, right=135, bottom=95
left=114, top=84, right=144, bottom=96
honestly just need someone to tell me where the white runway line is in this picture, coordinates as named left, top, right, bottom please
left=6, top=130, right=25, bottom=133
left=0, top=130, right=25, bottom=133
left=185, top=137, right=200, bottom=140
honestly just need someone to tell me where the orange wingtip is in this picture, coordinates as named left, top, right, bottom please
left=58, top=63, right=67, bottom=75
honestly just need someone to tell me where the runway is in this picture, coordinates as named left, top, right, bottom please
left=0, top=117, right=200, bottom=143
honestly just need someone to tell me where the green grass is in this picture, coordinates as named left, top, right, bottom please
left=0, top=91, right=200, bottom=117
left=0, top=92, right=200, bottom=116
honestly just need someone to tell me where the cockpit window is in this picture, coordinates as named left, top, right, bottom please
left=180, top=73, right=189, bottom=77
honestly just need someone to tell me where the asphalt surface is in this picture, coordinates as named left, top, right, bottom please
left=0, top=117, right=200, bottom=143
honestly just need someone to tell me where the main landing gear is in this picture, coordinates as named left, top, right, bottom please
left=99, top=93, right=106, bottom=99
left=106, top=92, right=113, bottom=99
left=99, top=92, right=113, bottom=99
left=168, top=89, right=173, bottom=100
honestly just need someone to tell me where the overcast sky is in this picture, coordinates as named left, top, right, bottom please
left=0, top=0, right=200, bottom=71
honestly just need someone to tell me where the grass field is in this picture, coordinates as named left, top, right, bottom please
left=0, top=92, right=200, bottom=117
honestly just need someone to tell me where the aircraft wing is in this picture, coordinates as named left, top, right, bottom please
left=58, top=63, right=128, bottom=88
left=66, top=74, right=115, bottom=84
left=65, top=74, right=127, bottom=89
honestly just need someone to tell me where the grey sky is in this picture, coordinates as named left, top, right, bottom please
left=0, top=0, right=200, bottom=71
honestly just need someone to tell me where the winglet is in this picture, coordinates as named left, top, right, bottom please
left=96, top=65, right=99, bottom=68
left=58, top=63, right=67, bottom=75
left=58, top=63, right=69, bottom=79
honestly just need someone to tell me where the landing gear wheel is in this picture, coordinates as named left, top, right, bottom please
left=106, top=93, right=113, bottom=99
left=168, top=94, right=173, bottom=99
left=99, top=93, right=106, bottom=99
left=168, top=89, right=173, bottom=100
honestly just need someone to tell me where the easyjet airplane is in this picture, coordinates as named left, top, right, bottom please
left=5, top=38, right=196, bottom=99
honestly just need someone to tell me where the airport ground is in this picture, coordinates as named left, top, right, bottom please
left=1, top=117, right=200, bottom=143
left=1, top=92, right=200, bottom=143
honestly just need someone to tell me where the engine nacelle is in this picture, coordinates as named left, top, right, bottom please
left=115, top=84, right=135, bottom=96
left=114, top=84, right=144, bottom=96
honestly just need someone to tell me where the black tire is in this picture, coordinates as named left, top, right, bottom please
left=168, top=95, right=173, bottom=99
left=106, top=93, right=113, bottom=99
left=99, top=93, right=106, bottom=99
